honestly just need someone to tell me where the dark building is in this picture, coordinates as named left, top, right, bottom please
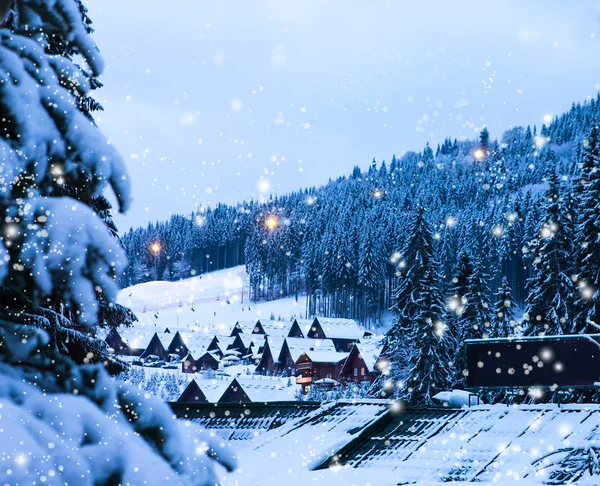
left=177, top=380, right=208, bottom=403
left=287, top=319, right=306, bottom=338
left=466, top=335, right=600, bottom=389
left=139, top=332, right=168, bottom=360
left=167, top=331, right=189, bottom=359
left=104, top=328, right=130, bottom=355
left=338, top=344, right=380, bottom=385
left=218, top=378, right=251, bottom=403
left=295, top=350, right=348, bottom=393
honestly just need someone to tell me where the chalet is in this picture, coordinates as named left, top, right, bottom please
left=167, top=331, right=189, bottom=359
left=277, top=337, right=337, bottom=375
left=118, top=328, right=160, bottom=356
left=182, top=351, right=220, bottom=373
left=104, top=328, right=130, bottom=355
left=255, top=336, right=286, bottom=375
left=177, top=380, right=208, bottom=403
left=338, top=343, right=382, bottom=385
left=295, top=350, right=349, bottom=393
left=255, top=319, right=292, bottom=337
left=218, top=377, right=298, bottom=403
left=287, top=319, right=307, bottom=338
left=208, top=336, right=235, bottom=358
left=218, top=378, right=251, bottom=403
left=139, top=332, right=171, bottom=360
left=230, top=320, right=260, bottom=337
left=227, top=333, right=254, bottom=358
left=307, top=317, right=364, bottom=352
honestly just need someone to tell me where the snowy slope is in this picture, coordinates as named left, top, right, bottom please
left=117, top=265, right=308, bottom=334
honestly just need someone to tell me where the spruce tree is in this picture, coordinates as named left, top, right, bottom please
left=575, top=126, right=600, bottom=332
left=0, top=3, right=231, bottom=482
left=525, top=172, right=576, bottom=336
left=490, top=277, right=517, bottom=338
left=405, top=267, right=452, bottom=405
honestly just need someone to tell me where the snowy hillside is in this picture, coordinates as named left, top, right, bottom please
left=117, top=265, right=308, bottom=333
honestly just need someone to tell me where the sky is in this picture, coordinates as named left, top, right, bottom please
left=87, top=0, right=600, bottom=230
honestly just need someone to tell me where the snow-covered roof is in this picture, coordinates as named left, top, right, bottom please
left=233, top=377, right=298, bottom=402
left=298, top=349, right=349, bottom=364
left=256, top=319, right=293, bottom=337
left=188, top=378, right=231, bottom=403
left=284, top=337, right=337, bottom=363
left=119, top=328, right=172, bottom=351
left=353, top=341, right=385, bottom=372
left=176, top=333, right=216, bottom=358
left=314, top=317, right=366, bottom=340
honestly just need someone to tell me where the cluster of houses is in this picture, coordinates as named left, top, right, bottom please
left=105, top=316, right=387, bottom=401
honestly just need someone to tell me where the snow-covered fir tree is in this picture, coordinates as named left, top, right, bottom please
left=575, top=126, right=600, bottom=332
left=525, top=170, right=576, bottom=336
left=490, top=277, right=517, bottom=338
left=0, top=3, right=233, bottom=483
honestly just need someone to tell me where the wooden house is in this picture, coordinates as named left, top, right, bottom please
left=255, top=336, right=286, bottom=375
left=287, top=319, right=305, bottom=338
left=218, top=378, right=251, bottom=403
left=177, top=380, right=208, bottom=403
left=182, top=351, right=220, bottom=373
left=307, top=317, right=364, bottom=352
left=338, top=343, right=382, bottom=385
left=104, top=328, right=130, bottom=355
left=139, top=332, right=171, bottom=360
left=167, top=330, right=189, bottom=359
left=277, top=337, right=337, bottom=376
left=295, top=350, right=349, bottom=393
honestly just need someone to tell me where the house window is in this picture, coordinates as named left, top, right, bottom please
left=354, top=368, right=358, bottom=377
left=327, top=373, right=331, bottom=378
left=361, top=367, right=365, bottom=376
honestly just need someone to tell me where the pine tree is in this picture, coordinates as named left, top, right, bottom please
left=575, top=126, right=600, bottom=332
left=490, top=277, right=517, bottom=337
left=405, top=267, right=452, bottom=405
left=0, top=3, right=231, bottom=481
left=525, top=171, right=576, bottom=336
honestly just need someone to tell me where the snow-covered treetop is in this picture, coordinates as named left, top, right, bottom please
left=0, top=0, right=131, bottom=324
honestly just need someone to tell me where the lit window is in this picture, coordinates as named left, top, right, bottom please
left=354, top=368, right=358, bottom=377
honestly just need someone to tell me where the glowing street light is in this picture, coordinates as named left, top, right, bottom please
left=265, top=216, right=279, bottom=231
left=473, top=148, right=485, bottom=160
left=151, top=242, right=161, bottom=254
left=374, top=189, right=382, bottom=199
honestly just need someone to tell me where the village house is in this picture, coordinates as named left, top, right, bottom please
left=277, top=337, right=337, bottom=376
left=306, top=317, right=366, bottom=352
left=338, top=343, right=383, bottom=385
left=295, top=349, right=349, bottom=393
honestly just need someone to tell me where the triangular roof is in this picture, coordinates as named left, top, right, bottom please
left=296, top=349, right=349, bottom=365
left=177, top=380, right=208, bottom=403
left=167, top=330, right=188, bottom=356
left=281, top=337, right=337, bottom=363
left=218, top=378, right=252, bottom=403
left=308, top=317, right=365, bottom=340
left=340, top=342, right=383, bottom=375
left=287, top=319, right=306, bottom=338
left=139, top=332, right=168, bottom=359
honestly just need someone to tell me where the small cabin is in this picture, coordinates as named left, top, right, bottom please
left=306, top=317, right=363, bottom=352
left=338, top=344, right=381, bottom=385
left=177, top=380, right=208, bottom=403
left=104, top=328, right=130, bottom=355
left=218, top=378, right=252, bottom=403
left=167, top=331, right=189, bottom=359
left=139, top=332, right=168, bottom=360
left=295, top=350, right=348, bottom=394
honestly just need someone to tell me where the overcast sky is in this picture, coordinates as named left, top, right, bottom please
left=88, top=0, right=600, bottom=230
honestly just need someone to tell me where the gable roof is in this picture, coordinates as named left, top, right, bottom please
left=296, top=349, right=349, bottom=364
left=256, top=319, right=293, bottom=337
left=177, top=380, right=208, bottom=403
left=341, top=342, right=384, bottom=374
left=281, top=337, right=337, bottom=363
left=287, top=319, right=307, bottom=338
left=312, top=317, right=365, bottom=340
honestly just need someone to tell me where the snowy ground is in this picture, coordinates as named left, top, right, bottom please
left=117, top=265, right=309, bottom=333
left=116, top=266, right=313, bottom=399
